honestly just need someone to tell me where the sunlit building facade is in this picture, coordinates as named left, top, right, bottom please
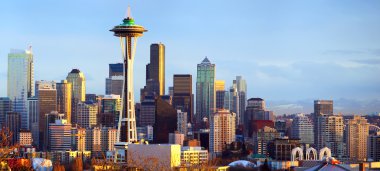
left=56, top=80, right=72, bottom=123
left=7, top=48, right=34, bottom=130
left=346, top=116, right=369, bottom=161
left=210, top=109, right=236, bottom=155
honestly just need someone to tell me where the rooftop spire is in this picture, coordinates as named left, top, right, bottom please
left=125, top=6, right=132, bottom=19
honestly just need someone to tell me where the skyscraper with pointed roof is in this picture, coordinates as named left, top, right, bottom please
left=196, top=57, right=216, bottom=124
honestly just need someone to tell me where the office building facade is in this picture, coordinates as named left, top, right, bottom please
left=196, top=57, right=215, bottom=123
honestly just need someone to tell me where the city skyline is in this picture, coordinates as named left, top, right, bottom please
left=1, top=1, right=380, bottom=114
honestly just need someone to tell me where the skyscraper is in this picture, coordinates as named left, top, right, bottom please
left=367, top=132, right=380, bottom=162
left=314, top=100, right=333, bottom=116
left=313, top=100, right=333, bottom=149
left=36, top=80, right=57, bottom=150
left=67, top=69, right=86, bottom=124
left=106, top=63, right=123, bottom=96
left=100, top=94, right=121, bottom=127
left=148, top=43, right=165, bottom=96
left=210, top=109, right=236, bottom=156
left=27, top=97, right=39, bottom=146
left=109, top=63, right=123, bottom=77
left=5, top=112, right=21, bottom=145
left=77, top=101, right=98, bottom=129
left=346, top=116, right=369, bottom=161
left=56, top=80, right=72, bottom=123
left=234, top=76, right=247, bottom=125
left=139, top=96, right=156, bottom=127
left=173, top=74, right=193, bottom=123
left=7, top=48, right=34, bottom=130
left=244, top=98, right=275, bottom=137
left=215, top=80, right=225, bottom=110
left=0, top=97, right=12, bottom=128
left=66, top=69, right=86, bottom=102
left=316, top=114, right=345, bottom=158
left=291, top=114, right=314, bottom=144
left=49, top=114, right=72, bottom=151
left=196, top=57, right=215, bottom=123
left=153, top=97, right=177, bottom=144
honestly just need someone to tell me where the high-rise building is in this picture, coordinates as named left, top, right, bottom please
left=56, top=80, right=72, bottom=123
left=226, top=85, right=239, bottom=125
left=314, top=100, right=333, bottom=116
left=346, top=116, right=369, bottom=161
left=102, top=127, right=118, bottom=151
left=67, top=69, right=86, bottom=124
left=173, top=74, right=193, bottom=123
left=234, top=76, right=247, bottom=125
left=215, top=80, right=225, bottom=110
left=36, top=80, right=57, bottom=150
left=196, top=57, right=215, bottom=123
left=27, top=97, right=39, bottom=146
left=0, top=97, right=12, bottom=128
left=148, top=43, right=165, bottom=96
left=139, top=96, right=156, bottom=127
left=210, top=109, right=236, bottom=155
left=7, top=48, right=34, bottom=130
left=19, top=130, right=32, bottom=146
left=244, top=98, right=275, bottom=137
left=72, top=127, right=86, bottom=151
left=66, top=69, right=86, bottom=102
left=177, top=110, right=187, bottom=136
left=109, top=63, right=123, bottom=77
left=368, top=132, right=380, bottom=162
left=316, top=114, right=345, bottom=158
left=100, top=94, right=121, bottom=127
left=253, top=126, right=280, bottom=156
left=106, top=63, right=124, bottom=96
left=77, top=101, right=98, bottom=128
left=291, top=114, right=314, bottom=144
left=153, top=97, right=177, bottom=144
left=105, top=76, right=123, bottom=96
left=169, top=132, right=185, bottom=146
left=49, top=114, right=72, bottom=151
left=5, top=112, right=21, bottom=145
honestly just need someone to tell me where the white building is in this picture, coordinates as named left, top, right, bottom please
left=181, top=146, right=208, bottom=166
left=210, top=109, right=236, bottom=155
left=291, top=113, right=314, bottom=144
left=127, top=144, right=181, bottom=170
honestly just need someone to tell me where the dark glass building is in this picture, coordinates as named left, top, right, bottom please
left=173, top=74, right=193, bottom=123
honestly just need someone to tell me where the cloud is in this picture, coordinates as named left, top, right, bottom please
left=352, top=58, right=380, bottom=65
left=323, top=49, right=364, bottom=56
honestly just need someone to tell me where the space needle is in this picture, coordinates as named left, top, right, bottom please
left=110, top=7, right=147, bottom=155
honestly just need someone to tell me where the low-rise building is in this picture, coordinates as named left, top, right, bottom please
left=127, top=144, right=181, bottom=170
left=181, top=146, right=208, bottom=166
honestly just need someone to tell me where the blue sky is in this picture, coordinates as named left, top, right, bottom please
left=1, top=0, right=380, bottom=114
